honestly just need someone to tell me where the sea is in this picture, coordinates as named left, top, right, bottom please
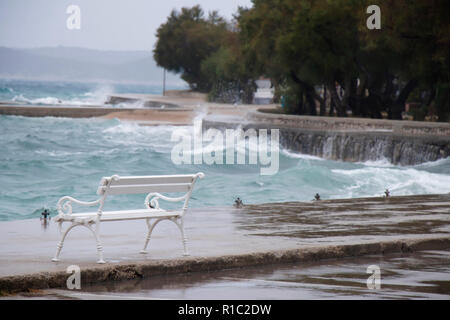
left=1, top=78, right=450, bottom=221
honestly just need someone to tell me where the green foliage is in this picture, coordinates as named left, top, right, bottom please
left=154, top=5, right=254, bottom=101
left=435, top=83, right=450, bottom=122
left=278, top=82, right=304, bottom=115
left=154, top=1, right=449, bottom=121
left=201, top=37, right=255, bottom=103
left=153, top=6, right=228, bottom=92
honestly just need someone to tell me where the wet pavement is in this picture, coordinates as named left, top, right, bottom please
left=11, top=249, right=450, bottom=299
left=237, top=194, right=450, bottom=243
left=0, top=194, right=449, bottom=293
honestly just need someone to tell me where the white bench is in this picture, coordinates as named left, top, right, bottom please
left=52, top=172, right=204, bottom=263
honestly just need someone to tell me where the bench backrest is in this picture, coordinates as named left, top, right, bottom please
left=97, top=175, right=190, bottom=195
left=97, top=173, right=204, bottom=196
left=95, top=172, right=204, bottom=215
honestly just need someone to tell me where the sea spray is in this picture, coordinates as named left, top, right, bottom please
left=0, top=78, right=185, bottom=106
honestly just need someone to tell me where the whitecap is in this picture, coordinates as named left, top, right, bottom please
left=412, top=157, right=450, bottom=169
left=280, top=149, right=325, bottom=161
left=358, top=158, right=394, bottom=167
left=333, top=166, right=450, bottom=196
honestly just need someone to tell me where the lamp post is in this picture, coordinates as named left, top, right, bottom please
left=163, top=68, right=166, bottom=96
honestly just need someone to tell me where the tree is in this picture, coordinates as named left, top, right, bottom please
left=238, top=0, right=362, bottom=116
left=358, top=0, right=449, bottom=120
left=200, top=22, right=255, bottom=103
left=153, top=6, right=228, bottom=92
left=237, top=0, right=449, bottom=120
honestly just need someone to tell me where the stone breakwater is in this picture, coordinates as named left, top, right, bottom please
left=104, top=96, right=179, bottom=108
left=203, top=111, right=450, bottom=165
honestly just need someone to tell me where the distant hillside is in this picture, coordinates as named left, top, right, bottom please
left=0, top=46, right=183, bottom=85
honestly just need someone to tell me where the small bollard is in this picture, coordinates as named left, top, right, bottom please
left=40, top=209, right=51, bottom=229
left=234, top=197, right=243, bottom=208
left=40, top=209, right=51, bottom=220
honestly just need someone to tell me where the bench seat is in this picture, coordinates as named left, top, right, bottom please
left=55, top=209, right=182, bottom=222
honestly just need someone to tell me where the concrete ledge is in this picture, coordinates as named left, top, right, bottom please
left=104, top=96, right=180, bottom=108
left=251, top=110, right=450, bottom=137
left=0, top=105, right=193, bottom=119
left=0, top=105, right=135, bottom=118
left=203, top=114, right=450, bottom=165
left=1, top=236, right=449, bottom=295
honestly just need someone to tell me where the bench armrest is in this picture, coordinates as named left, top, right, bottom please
left=57, top=196, right=102, bottom=216
left=145, top=172, right=204, bottom=210
left=144, top=193, right=186, bottom=210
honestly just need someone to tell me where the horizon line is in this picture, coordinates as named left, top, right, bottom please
left=0, top=45, right=154, bottom=53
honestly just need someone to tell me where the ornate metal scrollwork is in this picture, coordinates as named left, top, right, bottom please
left=56, top=196, right=101, bottom=216
left=145, top=192, right=187, bottom=210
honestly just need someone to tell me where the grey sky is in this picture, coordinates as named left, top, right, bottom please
left=0, top=0, right=253, bottom=51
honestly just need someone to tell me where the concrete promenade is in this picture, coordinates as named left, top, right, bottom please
left=0, top=194, right=449, bottom=294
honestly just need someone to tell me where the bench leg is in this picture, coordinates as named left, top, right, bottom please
left=140, top=218, right=162, bottom=254
left=174, top=218, right=189, bottom=256
left=93, top=222, right=105, bottom=264
left=140, top=217, right=189, bottom=256
left=51, top=221, right=105, bottom=264
left=52, top=223, right=76, bottom=262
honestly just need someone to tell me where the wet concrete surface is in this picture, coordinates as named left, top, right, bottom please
left=9, top=249, right=450, bottom=300
left=0, top=194, right=449, bottom=293
left=238, top=195, right=450, bottom=242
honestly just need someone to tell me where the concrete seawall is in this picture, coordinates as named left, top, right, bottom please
left=104, top=96, right=179, bottom=108
left=0, top=105, right=196, bottom=126
left=0, top=105, right=194, bottom=118
left=2, top=237, right=449, bottom=294
left=0, top=105, right=131, bottom=118
left=250, top=110, right=450, bottom=137
left=203, top=111, right=450, bottom=165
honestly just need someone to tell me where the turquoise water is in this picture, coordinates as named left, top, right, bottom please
left=0, top=78, right=185, bottom=105
left=1, top=115, right=449, bottom=221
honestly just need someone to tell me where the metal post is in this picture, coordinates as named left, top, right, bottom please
left=163, top=68, right=166, bottom=96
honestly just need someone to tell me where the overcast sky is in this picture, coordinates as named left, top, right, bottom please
left=0, top=0, right=253, bottom=51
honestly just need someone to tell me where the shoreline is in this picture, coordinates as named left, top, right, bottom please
left=2, top=91, right=450, bottom=131
left=1, top=92, right=449, bottom=133
left=0, top=92, right=265, bottom=124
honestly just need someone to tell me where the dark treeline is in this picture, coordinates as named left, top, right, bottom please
left=154, top=0, right=449, bottom=121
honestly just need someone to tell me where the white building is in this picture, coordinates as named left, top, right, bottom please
left=253, top=79, right=274, bottom=104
